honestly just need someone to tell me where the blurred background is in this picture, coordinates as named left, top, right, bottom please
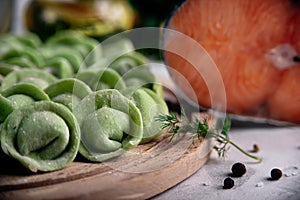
left=0, top=0, right=13, bottom=33
left=2, top=0, right=183, bottom=59
left=6, top=0, right=184, bottom=41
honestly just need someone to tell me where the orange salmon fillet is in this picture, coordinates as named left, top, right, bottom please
left=268, top=66, right=300, bottom=123
left=164, top=0, right=300, bottom=123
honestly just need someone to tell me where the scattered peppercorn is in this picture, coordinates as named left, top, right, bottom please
left=223, top=177, right=234, bottom=189
left=231, top=162, right=247, bottom=177
left=271, top=168, right=282, bottom=180
left=252, top=144, right=260, bottom=153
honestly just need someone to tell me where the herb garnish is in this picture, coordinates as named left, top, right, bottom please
left=155, top=112, right=262, bottom=163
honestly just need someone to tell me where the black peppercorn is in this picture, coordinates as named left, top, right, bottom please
left=271, top=168, right=282, bottom=180
left=223, top=177, right=234, bottom=189
left=252, top=144, right=260, bottom=153
left=231, top=162, right=247, bottom=177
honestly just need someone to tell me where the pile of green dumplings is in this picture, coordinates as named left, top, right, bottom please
left=0, top=31, right=168, bottom=172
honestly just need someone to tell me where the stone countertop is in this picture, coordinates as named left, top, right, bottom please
left=151, top=126, right=300, bottom=200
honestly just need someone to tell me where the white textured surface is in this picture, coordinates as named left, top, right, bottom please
left=152, top=126, right=300, bottom=200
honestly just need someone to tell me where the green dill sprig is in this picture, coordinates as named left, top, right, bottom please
left=156, top=113, right=180, bottom=140
left=155, top=113, right=262, bottom=163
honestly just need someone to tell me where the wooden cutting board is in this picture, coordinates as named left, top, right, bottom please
left=0, top=114, right=215, bottom=200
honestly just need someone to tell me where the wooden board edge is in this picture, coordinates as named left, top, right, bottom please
left=0, top=139, right=211, bottom=200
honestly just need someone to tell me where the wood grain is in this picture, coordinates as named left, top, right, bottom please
left=0, top=114, right=215, bottom=200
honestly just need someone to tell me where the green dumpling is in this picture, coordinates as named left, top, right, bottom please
left=0, top=101, right=81, bottom=172
left=76, top=68, right=126, bottom=91
left=122, top=87, right=169, bottom=143
left=40, top=46, right=83, bottom=73
left=73, top=89, right=143, bottom=162
left=44, top=78, right=92, bottom=110
left=42, top=57, right=74, bottom=79
left=0, top=83, right=50, bottom=123
left=1, top=69, right=57, bottom=90
left=45, top=30, right=102, bottom=66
